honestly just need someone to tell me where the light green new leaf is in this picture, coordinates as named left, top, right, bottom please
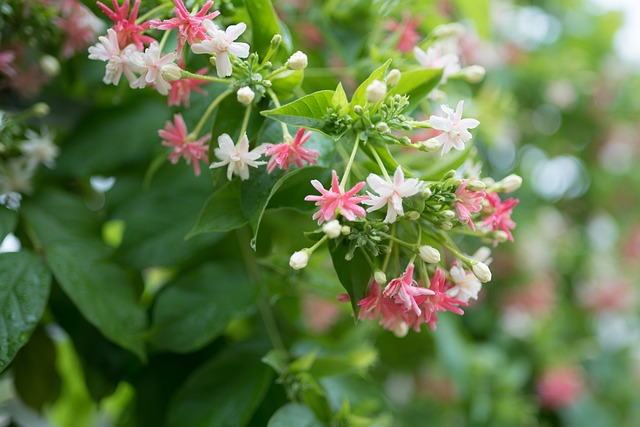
left=150, top=262, right=258, bottom=353
left=0, top=206, right=17, bottom=241
left=167, top=341, right=272, bottom=427
left=262, top=91, right=335, bottom=135
left=271, top=70, right=304, bottom=96
left=389, top=68, right=443, bottom=111
left=349, top=59, right=392, bottom=113
left=331, top=82, right=349, bottom=113
left=267, top=403, right=323, bottom=427
left=452, top=0, right=491, bottom=39
left=0, top=251, right=51, bottom=373
left=187, top=179, right=247, bottom=238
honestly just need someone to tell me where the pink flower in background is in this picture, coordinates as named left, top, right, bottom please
left=9, top=65, right=48, bottom=98
left=483, top=192, right=519, bottom=241
left=454, top=179, right=485, bottom=230
left=151, top=0, right=220, bottom=54
left=167, top=66, right=209, bottom=106
left=414, top=43, right=460, bottom=83
left=128, top=42, right=177, bottom=95
left=363, top=166, right=422, bottom=223
left=159, top=114, right=210, bottom=176
left=97, top=0, right=155, bottom=49
left=0, top=50, right=16, bottom=77
left=428, top=100, right=480, bottom=156
left=305, top=170, right=368, bottom=224
left=383, top=264, right=435, bottom=316
left=210, top=133, right=266, bottom=180
left=55, top=0, right=104, bottom=58
left=408, top=268, right=467, bottom=331
left=385, top=13, right=422, bottom=53
left=537, top=365, right=585, bottom=410
left=191, top=21, right=250, bottom=77
left=264, top=128, right=319, bottom=173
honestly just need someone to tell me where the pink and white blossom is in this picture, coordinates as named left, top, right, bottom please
left=483, top=192, right=519, bottom=241
left=383, top=264, right=435, bottom=316
left=264, top=128, right=319, bottom=173
left=414, top=43, right=460, bottom=83
left=358, top=280, right=411, bottom=337
left=88, top=28, right=142, bottom=85
left=210, top=133, right=266, bottom=180
left=159, top=114, right=210, bottom=176
left=454, top=179, right=485, bottom=230
left=428, top=100, right=480, bottom=156
left=128, top=42, right=177, bottom=95
left=363, top=166, right=421, bottom=223
left=191, top=21, right=250, bottom=77
left=97, top=0, right=155, bottom=50
left=447, top=264, right=482, bottom=303
left=304, top=170, right=368, bottom=224
left=54, top=0, right=104, bottom=58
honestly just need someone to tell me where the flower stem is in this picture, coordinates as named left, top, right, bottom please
left=340, top=135, right=360, bottom=189
left=180, top=70, right=232, bottom=84
left=379, top=232, right=416, bottom=249
left=409, top=120, right=433, bottom=129
left=265, top=66, right=288, bottom=80
left=136, top=2, right=172, bottom=24
left=308, top=235, right=329, bottom=253
left=190, top=87, right=234, bottom=138
left=239, top=105, right=252, bottom=138
left=267, top=89, right=291, bottom=139
left=368, top=145, right=391, bottom=182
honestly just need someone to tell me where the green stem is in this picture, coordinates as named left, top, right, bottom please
left=190, top=87, right=234, bottom=138
left=308, top=235, right=329, bottom=253
left=181, top=70, right=232, bottom=84
left=381, top=224, right=395, bottom=272
left=136, top=2, right=172, bottom=24
left=265, top=66, right=288, bottom=80
left=158, top=28, right=172, bottom=52
left=267, top=89, right=291, bottom=139
left=368, top=145, right=391, bottom=182
left=409, top=120, right=433, bottom=129
left=436, top=234, right=475, bottom=268
left=340, top=135, right=360, bottom=189
left=379, top=232, right=416, bottom=250
left=239, top=105, right=252, bottom=138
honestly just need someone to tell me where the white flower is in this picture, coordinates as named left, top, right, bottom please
left=418, top=245, right=440, bottom=264
left=20, top=128, right=58, bottom=168
left=362, top=166, right=421, bottom=223
left=287, top=51, right=308, bottom=70
left=289, top=250, right=309, bottom=270
left=460, top=65, right=486, bottom=83
left=428, top=100, right=480, bottom=156
left=447, top=264, right=482, bottom=303
left=88, top=28, right=142, bottom=85
left=472, top=262, right=492, bottom=283
left=128, top=42, right=177, bottom=95
left=0, top=158, right=34, bottom=195
left=322, top=219, right=342, bottom=239
left=210, top=133, right=266, bottom=180
left=414, top=43, right=460, bottom=83
left=236, top=86, right=255, bottom=105
left=191, top=21, right=250, bottom=77
left=366, top=79, right=387, bottom=103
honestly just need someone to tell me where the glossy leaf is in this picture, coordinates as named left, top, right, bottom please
left=331, top=82, right=349, bottom=113
left=271, top=70, right=304, bottom=95
left=245, top=0, right=290, bottom=58
left=167, top=341, right=272, bottom=427
left=150, top=262, right=258, bottom=353
left=262, top=91, right=335, bottom=135
left=267, top=403, right=323, bottom=427
left=0, top=206, right=17, bottom=241
left=187, top=179, right=247, bottom=238
left=329, top=242, right=372, bottom=317
left=389, top=68, right=443, bottom=111
left=0, top=251, right=51, bottom=373
left=349, top=59, right=392, bottom=113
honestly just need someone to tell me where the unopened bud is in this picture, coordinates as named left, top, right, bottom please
left=419, top=138, right=443, bottom=152
left=236, top=86, right=255, bottom=105
left=493, top=230, right=509, bottom=243
left=497, top=174, right=522, bottom=193
left=386, top=69, right=401, bottom=87
left=418, top=245, right=441, bottom=264
left=431, top=23, right=466, bottom=38
left=263, top=61, right=272, bottom=69
left=374, top=270, right=387, bottom=285
left=461, top=65, right=486, bottom=83
left=366, top=79, right=387, bottom=103
left=271, top=34, right=282, bottom=47
left=322, top=219, right=342, bottom=238
left=442, top=209, right=456, bottom=220
left=472, top=262, right=492, bottom=283
left=287, top=51, right=308, bottom=70
left=376, top=122, right=390, bottom=133
left=209, top=56, right=217, bottom=67
left=421, top=186, right=432, bottom=199
left=466, top=180, right=486, bottom=192
left=353, top=105, right=364, bottom=115
left=407, top=211, right=421, bottom=221
left=341, top=225, right=351, bottom=235
left=289, top=250, right=310, bottom=270
left=161, top=63, right=183, bottom=82
left=32, top=103, right=50, bottom=117
left=440, top=220, right=453, bottom=230
left=39, top=55, right=60, bottom=77
left=392, top=321, right=409, bottom=338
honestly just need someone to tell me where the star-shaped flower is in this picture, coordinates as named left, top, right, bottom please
left=159, top=114, right=210, bottom=176
left=88, top=28, right=142, bottom=85
left=264, top=128, right=319, bottom=173
left=128, top=41, right=177, bottom=95
left=304, top=170, right=368, bottom=224
left=191, top=20, right=250, bottom=77
left=428, top=100, right=480, bottom=156
left=97, top=0, right=155, bottom=49
left=454, top=179, right=485, bottom=230
left=363, top=166, right=421, bottom=223
left=483, top=193, right=519, bottom=241
left=414, top=43, right=460, bottom=83
left=210, top=133, right=266, bottom=180
left=383, top=264, right=435, bottom=316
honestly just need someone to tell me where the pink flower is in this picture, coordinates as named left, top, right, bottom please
left=454, top=179, right=485, bottom=230
left=150, top=0, right=220, bottom=54
left=88, top=28, right=142, bottom=86
left=537, top=365, right=585, bottom=410
left=483, top=193, right=519, bottom=241
left=414, top=43, right=460, bottom=83
left=304, top=170, right=368, bottom=224
left=408, top=268, right=467, bottom=331
left=0, top=50, right=16, bottom=77
left=159, top=114, right=210, bottom=176
left=167, top=67, right=209, bottom=106
left=385, top=13, right=421, bottom=53
left=264, top=128, right=319, bottom=173
left=54, top=0, right=104, bottom=58
left=191, top=21, right=250, bottom=77
left=383, top=264, right=435, bottom=316
left=97, top=0, right=155, bottom=50
left=358, top=280, right=411, bottom=337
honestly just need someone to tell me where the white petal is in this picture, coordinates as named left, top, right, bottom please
left=428, top=116, right=452, bottom=132
left=228, top=42, right=250, bottom=59
left=459, top=118, right=480, bottom=129
left=225, top=22, right=247, bottom=41
left=215, top=52, right=232, bottom=77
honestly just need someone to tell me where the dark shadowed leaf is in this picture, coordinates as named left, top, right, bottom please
left=329, top=242, right=372, bottom=318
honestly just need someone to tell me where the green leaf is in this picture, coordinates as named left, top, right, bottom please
left=262, top=91, right=335, bottom=135
left=271, top=70, right=304, bottom=95
left=167, top=341, right=273, bottom=427
left=244, top=0, right=290, bottom=58
left=187, top=179, right=248, bottom=238
left=150, top=262, right=258, bottom=353
left=349, top=59, right=392, bottom=113
left=452, top=0, right=490, bottom=39
left=389, top=68, right=443, bottom=111
left=0, top=206, right=17, bottom=241
left=0, top=251, right=51, bottom=373
left=46, top=244, right=147, bottom=360
left=329, top=243, right=372, bottom=318
left=267, top=403, right=323, bottom=427
left=332, top=82, right=349, bottom=113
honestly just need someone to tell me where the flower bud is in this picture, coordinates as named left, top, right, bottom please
left=32, top=103, right=50, bottom=117
left=421, top=186, right=432, bottom=199
left=374, top=270, right=387, bottom=285
left=287, top=51, right=308, bottom=70
left=493, top=230, right=509, bottom=243
left=466, top=180, right=486, bottom=192
left=418, top=245, right=441, bottom=264
left=161, top=63, right=182, bottom=82
left=407, top=211, right=421, bottom=221
left=386, top=69, right=401, bottom=87
left=353, top=105, right=364, bottom=115
left=442, top=209, right=456, bottom=220
left=322, top=219, right=342, bottom=238
left=289, top=250, right=310, bottom=270
left=366, top=79, right=387, bottom=103
left=341, top=225, right=351, bottom=235
left=271, top=34, right=282, bottom=47
left=418, top=138, right=443, bottom=152
left=236, top=86, right=255, bottom=105
left=472, top=262, right=492, bottom=283
left=431, top=23, right=466, bottom=38
left=39, top=55, right=60, bottom=77
left=392, top=321, right=409, bottom=338
left=440, top=220, right=453, bottom=230
left=497, top=174, right=523, bottom=193
left=376, top=122, right=390, bottom=133
left=460, top=65, right=486, bottom=83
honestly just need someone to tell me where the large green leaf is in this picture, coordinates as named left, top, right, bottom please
left=244, top=0, right=290, bottom=58
left=267, top=403, right=323, bottom=427
left=452, top=0, right=491, bottom=39
left=0, top=206, right=17, bottom=241
left=0, top=251, right=51, bottom=373
left=390, top=68, right=443, bottom=111
left=349, top=59, right=392, bottom=113
left=329, top=242, right=372, bottom=318
left=167, top=341, right=273, bottom=427
left=262, top=91, right=335, bottom=135
left=150, top=262, right=258, bottom=353
left=187, top=179, right=247, bottom=238
left=46, top=244, right=147, bottom=360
